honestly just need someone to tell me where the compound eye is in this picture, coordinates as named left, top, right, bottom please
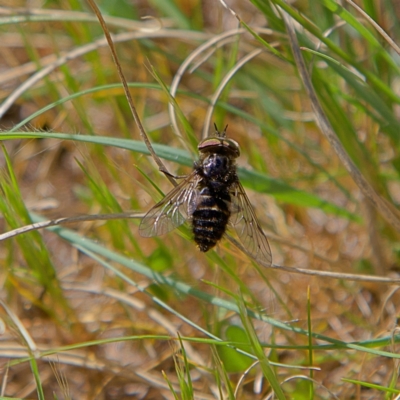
left=198, top=138, right=221, bottom=152
left=224, top=139, right=240, bottom=157
left=198, top=137, right=240, bottom=158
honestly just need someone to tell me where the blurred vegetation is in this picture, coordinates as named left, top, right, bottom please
left=0, top=0, right=400, bottom=398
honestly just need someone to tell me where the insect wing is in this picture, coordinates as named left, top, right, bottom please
left=139, top=172, right=201, bottom=237
left=230, top=183, right=272, bottom=266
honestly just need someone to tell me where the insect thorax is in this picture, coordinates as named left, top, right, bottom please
left=197, top=133, right=240, bottom=190
left=195, top=153, right=237, bottom=191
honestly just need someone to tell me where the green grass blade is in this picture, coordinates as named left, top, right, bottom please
left=0, top=132, right=360, bottom=221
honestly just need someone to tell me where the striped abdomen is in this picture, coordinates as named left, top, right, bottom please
left=192, top=188, right=231, bottom=252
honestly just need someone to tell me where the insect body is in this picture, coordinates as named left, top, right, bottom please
left=139, top=126, right=272, bottom=265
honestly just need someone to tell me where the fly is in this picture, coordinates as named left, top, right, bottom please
left=139, top=125, right=272, bottom=265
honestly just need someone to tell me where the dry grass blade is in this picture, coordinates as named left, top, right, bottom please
left=0, top=212, right=143, bottom=241
left=169, top=28, right=244, bottom=140
left=280, top=375, right=340, bottom=399
left=201, top=48, right=264, bottom=139
left=50, top=361, right=71, bottom=400
left=0, top=365, right=9, bottom=397
left=345, top=0, right=400, bottom=56
left=226, top=234, right=400, bottom=284
left=0, top=31, right=140, bottom=119
left=0, top=300, right=38, bottom=353
left=87, top=0, right=176, bottom=186
left=0, top=6, right=169, bottom=31
left=4, top=211, right=394, bottom=284
left=0, top=30, right=202, bottom=87
left=234, top=363, right=320, bottom=398
left=280, top=7, right=400, bottom=234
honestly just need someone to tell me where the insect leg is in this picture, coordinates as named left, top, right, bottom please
left=159, top=167, right=187, bottom=180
